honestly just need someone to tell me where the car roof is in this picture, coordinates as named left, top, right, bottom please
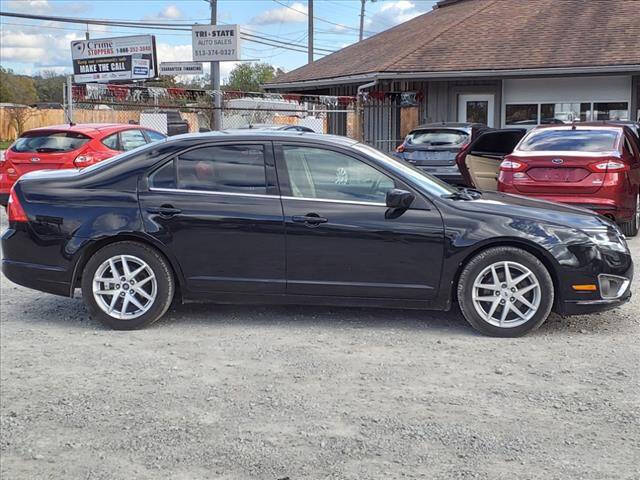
left=23, top=123, right=159, bottom=137
left=412, top=122, right=485, bottom=130
left=167, top=130, right=359, bottom=146
left=531, top=123, right=626, bottom=132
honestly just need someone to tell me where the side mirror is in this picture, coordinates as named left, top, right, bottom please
left=386, top=189, right=415, bottom=209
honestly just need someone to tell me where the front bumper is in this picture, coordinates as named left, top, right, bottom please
left=557, top=260, right=633, bottom=316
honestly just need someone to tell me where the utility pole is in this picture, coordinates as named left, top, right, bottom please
left=85, top=24, right=89, bottom=40
left=359, top=0, right=375, bottom=42
left=359, top=0, right=365, bottom=41
left=209, top=0, right=222, bottom=130
left=308, top=0, right=313, bottom=64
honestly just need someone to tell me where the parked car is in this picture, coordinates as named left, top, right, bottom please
left=394, top=123, right=488, bottom=185
left=456, top=123, right=640, bottom=236
left=2, top=132, right=633, bottom=336
left=0, top=123, right=166, bottom=206
left=239, top=124, right=316, bottom=133
left=141, top=110, right=189, bottom=136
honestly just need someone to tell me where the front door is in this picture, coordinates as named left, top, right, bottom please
left=139, top=142, right=286, bottom=294
left=459, top=94, right=495, bottom=127
left=275, top=143, right=444, bottom=300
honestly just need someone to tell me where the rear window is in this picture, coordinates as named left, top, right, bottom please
left=519, top=129, right=620, bottom=152
left=11, top=131, right=91, bottom=153
left=406, top=129, right=468, bottom=146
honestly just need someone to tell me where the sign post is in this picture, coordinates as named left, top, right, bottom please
left=192, top=22, right=241, bottom=132
left=70, top=35, right=158, bottom=83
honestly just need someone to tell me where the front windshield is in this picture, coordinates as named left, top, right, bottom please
left=353, top=143, right=457, bottom=197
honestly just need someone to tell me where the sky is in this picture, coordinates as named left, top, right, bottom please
left=0, top=0, right=438, bottom=81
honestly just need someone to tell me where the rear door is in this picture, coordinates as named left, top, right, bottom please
left=6, top=130, right=92, bottom=175
left=401, top=128, right=470, bottom=167
left=457, top=129, right=526, bottom=190
left=508, top=128, right=624, bottom=195
left=139, top=141, right=286, bottom=294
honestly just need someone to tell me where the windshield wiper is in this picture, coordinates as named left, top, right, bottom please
left=36, top=147, right=65, bottom=152
left=442, top=187, right=482, bottom=201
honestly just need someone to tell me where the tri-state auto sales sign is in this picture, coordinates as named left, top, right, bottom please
left=71, top=35, right=158, bottom=83
left=192, top=25, right=241, bottom=62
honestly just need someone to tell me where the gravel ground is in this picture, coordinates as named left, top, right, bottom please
left=1, top=210, right=639, bottom=480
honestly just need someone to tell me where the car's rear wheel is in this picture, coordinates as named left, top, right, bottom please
left=81, top=241, right=174, bottom=330
left=457, top=247, right=554, bottom=337
left=619, top=193, right=639, bottom=237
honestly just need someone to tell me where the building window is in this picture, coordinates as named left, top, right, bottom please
left=466, top=101, right=489, bottom=125
left=505, top=104, right=538, bottom=125
left=593, top=102, right=629, bottom=121
left=505, top=101, right=630, bottom=126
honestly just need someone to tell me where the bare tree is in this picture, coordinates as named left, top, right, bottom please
left=5, top=107, right=38, bottom=138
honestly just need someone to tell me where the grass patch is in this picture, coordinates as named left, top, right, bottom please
left=0, top=140, right=12, bottom=150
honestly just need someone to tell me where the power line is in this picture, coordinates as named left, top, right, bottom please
left=0, top=11, right=336, bottom=55
left=270, top=0, right=376, bottom=35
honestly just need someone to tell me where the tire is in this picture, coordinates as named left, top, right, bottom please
left=457, top=246, right=554, bottom=337
left=619, top=193, right=639, bottom=238
left=81, top=241, right=175, bottom=330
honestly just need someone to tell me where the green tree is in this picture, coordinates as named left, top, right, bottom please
left=0, top=67, right=38, bottom=104
left=33, top=70, right=66, bottom=103
left=223, top=63, right=279, bottom=92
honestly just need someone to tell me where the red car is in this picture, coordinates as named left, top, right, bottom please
left=456, top=123, right=640, bottom=236
left=1, top=123, right=166, bottom=206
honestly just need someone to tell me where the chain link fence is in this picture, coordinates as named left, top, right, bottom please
left=69, top=84, right=357, bottom=138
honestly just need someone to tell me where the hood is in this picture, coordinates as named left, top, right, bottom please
left=450, top=191, right=611, bottom=231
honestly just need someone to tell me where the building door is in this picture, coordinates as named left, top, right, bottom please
left=458, top=94, right=495, bottom=127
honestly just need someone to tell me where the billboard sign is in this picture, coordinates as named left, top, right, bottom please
left=159, top=62, right=204, bottom=75
left=192, top=24, right=240, bottom=62
left=71, top=35, right=157, bottom=83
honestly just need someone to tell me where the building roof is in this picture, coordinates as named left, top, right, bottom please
left=267, top=0, right=640, bottom=88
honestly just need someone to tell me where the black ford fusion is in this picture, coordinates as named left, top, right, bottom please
left=1, top=132, right=633, bottom=336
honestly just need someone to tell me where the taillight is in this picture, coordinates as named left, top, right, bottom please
left=499, top=160, right=527, bottom=172
left=395, top=144, right=405, bottom=153
left=7, top=186, right=28, bottom=223
left=74, top=154, right=95, bottom=167
left=588, top=161, right=630, bottom=173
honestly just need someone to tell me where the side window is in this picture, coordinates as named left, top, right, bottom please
left=120, top=130, right=148, bottom=151
left=282, top=146, right=394, bottom=203
left=150, top=160, right=176, bottom=189
left=176, top=145, right=267, bottom=194
left=146, top=130, right=166, bottom=143
left=102, top=133, right=120, bottom=151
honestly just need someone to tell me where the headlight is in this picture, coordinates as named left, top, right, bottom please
left=582, top=228, right=629, bottom=253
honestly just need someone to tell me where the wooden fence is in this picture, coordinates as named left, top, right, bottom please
left=0, top=107, right=199, bottom=140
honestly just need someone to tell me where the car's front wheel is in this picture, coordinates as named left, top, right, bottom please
left=457, top=247, right=554, bottom=337
left=81, top=241, right=175, bottom=330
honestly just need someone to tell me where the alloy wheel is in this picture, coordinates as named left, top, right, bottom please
left=92, top=254, right=158, bottom=320
left=471, top=261, right=541, bottom=328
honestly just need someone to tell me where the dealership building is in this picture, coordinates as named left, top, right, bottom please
left=265, top=0, right=640, bottom=151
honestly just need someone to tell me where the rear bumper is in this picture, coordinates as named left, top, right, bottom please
left=499, top=190, right=632, bottom=220
left=0, top=173, right=14, bottom=205
left=1, top=227, right=73, bottom=297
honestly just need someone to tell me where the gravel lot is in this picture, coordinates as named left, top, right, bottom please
left=1, top=210, right=639, bottom=480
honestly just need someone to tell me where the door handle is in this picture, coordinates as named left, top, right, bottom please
left=292, top=214, right=328, bottom=225
left=147, top=205, right=182, bottom=217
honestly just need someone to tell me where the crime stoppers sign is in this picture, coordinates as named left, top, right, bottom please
left=71, top=35, right=158, bottom=83
left=192, top=25, right=241, bottom=62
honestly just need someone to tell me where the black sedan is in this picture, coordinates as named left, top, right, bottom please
left=1, top=132, right=633, bottom=336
